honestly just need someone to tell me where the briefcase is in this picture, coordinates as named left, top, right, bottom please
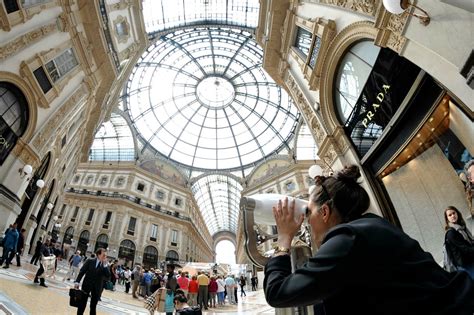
left=69, top=288, right=87, bottom=308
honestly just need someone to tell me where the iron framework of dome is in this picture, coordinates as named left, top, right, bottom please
left=125, top=27, right=300, bottom=174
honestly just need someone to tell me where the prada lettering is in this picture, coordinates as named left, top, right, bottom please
left=362, top=84, right=390, bottom=129
left=0, top=135, right=11, bottom=150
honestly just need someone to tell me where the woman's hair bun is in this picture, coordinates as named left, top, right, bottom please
left=336, top=165, right=361, bottom=182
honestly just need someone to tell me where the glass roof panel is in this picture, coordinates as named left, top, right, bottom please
left=89, top=113, right=135, bottom=161
left=296, top=122, right=319, bottom=160
left=126, top=27, right=300, bottom=172
left=191, top=174, right=242, bottom=235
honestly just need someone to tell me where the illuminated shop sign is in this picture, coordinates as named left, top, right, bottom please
left=344, top=48, right=420, bottom=157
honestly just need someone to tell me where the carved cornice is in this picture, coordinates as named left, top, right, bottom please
left=374, top=7, right=409, bottom=54
left=109, top=0, right=133, bottom=11
left=11, top=138, right=40, bottom=167
left=32, top=83, right=89, bottom=153
left=0, top=22, right=58, bottom=60
left=317, top=0, right=380, bottom=17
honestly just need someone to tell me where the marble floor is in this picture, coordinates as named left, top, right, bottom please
left=0, top=256, right=274, bottom=315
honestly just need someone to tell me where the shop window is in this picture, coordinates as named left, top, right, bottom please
left=0, top=82, right=29, bottom=165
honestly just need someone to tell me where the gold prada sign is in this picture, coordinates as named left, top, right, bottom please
left=362, top=84, right=390, bottom=129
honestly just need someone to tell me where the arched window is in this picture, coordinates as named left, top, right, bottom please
left=143, top=245, right=158, bottom=268
left=95, top=234, right=109, bottom=251
left=64, top=226, right=74, bottom=245
left=165, top=250, right=179, bottom=263
left=0, top=82, right=29, bottom=165
left=77, top=230, right=90, bottom=254
left=119, top=239, right=135, bottom=267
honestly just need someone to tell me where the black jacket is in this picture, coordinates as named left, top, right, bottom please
left=264, top=213, right=474, bottom=315
left=76, top=258, right=111, bottom=297
left=446, top=228, right=474, bottom=267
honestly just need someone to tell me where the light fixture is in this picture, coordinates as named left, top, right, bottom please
left=36, top=179, right=45, bottom=189
left=308, top=164, right=323, bottom=179
left=382, top=0, right=430, bottom=26
left=47, top=203, right=54, bottom=210
left=53, top=215, right=59, bottom=221
left=19, top=164, right=33, bottom=178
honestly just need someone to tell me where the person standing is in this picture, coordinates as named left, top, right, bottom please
left=264, top=165, right=474, bottom=314
left=216, top=275, right=225, bottom=306
left=250, top=275, right=257, bottom=291
left=123, top=267, right=132, bottom=293
left=224, top=274, right=236, bottom=304
left=444, top=206, right=474, bottom=279
left=30, top=237, right=43, bottom=265
left=131, top=265, right=142, bottom=298
left=74, top=248, right=111, bottom=315
left=208, top=276, right=218, bottom=308
left=188, top=275, right=199, bottom=307
left=196, top=271, right=209, bottom=310
left=0, top=223, right=18, bottom=269
left=177, top=270, right=190, bottom=298
left=66, top=250, right=82, bottom=281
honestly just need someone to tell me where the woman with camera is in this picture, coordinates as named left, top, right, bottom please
left=264, top=165, right=473, bottom=315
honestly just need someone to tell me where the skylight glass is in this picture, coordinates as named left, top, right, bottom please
left=125, top=27, right=300, bottom=172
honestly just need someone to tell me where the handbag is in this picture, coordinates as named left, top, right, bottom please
left=69, top=288, right=88, bottom=308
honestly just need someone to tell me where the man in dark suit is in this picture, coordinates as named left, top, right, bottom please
left=74, top=248, right=110, bottom=315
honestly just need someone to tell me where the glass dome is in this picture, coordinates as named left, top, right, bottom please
left=125, top=27, right=300, bottom=172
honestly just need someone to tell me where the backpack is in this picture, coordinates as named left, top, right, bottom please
left=442, top=238, right=457, bottom=273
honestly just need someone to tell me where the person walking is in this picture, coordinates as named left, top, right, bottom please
left=33, top=239, right=52, bottom=287
left=177, top=271, right=190, bottom=298
left=30, top=237, right=43, bottom=265
left=264, top=165, right=474, bottom=315
left=10, top=228, right=25, bottom=267
left=74, top=248, right=111, bottom=315
left=0, top=223, right=19, bottom=269
left=65, top=250, right=82, bottom=281
left=239, top=275, right=246, bottom=297
left=444, top=206, right=474, bottom=279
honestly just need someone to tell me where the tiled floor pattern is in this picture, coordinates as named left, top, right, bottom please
left=0, top=256, right=274, bottom=315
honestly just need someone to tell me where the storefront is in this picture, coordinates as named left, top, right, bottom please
left=334, top=41, right=473, bottom=261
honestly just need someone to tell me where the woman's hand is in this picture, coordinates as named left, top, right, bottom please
left=272, top=197, right=305, bottom=248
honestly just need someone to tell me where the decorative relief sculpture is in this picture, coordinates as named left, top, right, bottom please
left=318, top=0, right=379, bottom=17
left=0, top=22, right=57, bottom=60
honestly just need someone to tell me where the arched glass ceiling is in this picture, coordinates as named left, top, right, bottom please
left=89, top=112, right=135, bottom=161
left=142, top=0, right=259, bottom=35
left=191, top=174, right=242, bottom=235
left=296, top=122, right=319, bottom=160
left=125, top=27, right=300, bottom=173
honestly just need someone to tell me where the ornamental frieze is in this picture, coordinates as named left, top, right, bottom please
left=317, top=0, right=379, bottom=17
left=0, top=22, right=57, bottom=60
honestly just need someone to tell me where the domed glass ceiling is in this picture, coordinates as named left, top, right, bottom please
left=125, top=27, right=300, bottom=172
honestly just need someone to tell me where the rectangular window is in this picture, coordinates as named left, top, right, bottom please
left=156, top=190, right=164, bottom=200
left=61, top=135, right=67, bottom=148
left=4, top=0, right=20, bottom=13
left=59, top=204, right=66, bottom=218
left=102, top=211, right=112, bottom=229
left=86, top=208, right=94, bottom=224
left=150, top=224, right=158, bottom=241
left=175, top=198, right=182, bottom=206
left=294, top=26, right=312, bottom=59
left=71, top=206, right=79, bottom=222
left=128, top=217, right=136, bottom=234
left=137, top=183, right=145, bottom=191
left=45, top=48, right=78, bottom=83
left=171, top=229, right=178, bottom=245
left=33, top=67, right=53, bottom=93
